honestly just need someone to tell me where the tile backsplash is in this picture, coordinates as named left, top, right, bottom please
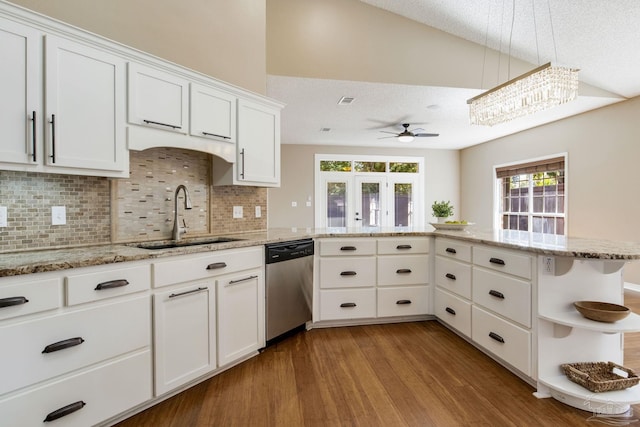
left=0, top=147, right=267, bottom=252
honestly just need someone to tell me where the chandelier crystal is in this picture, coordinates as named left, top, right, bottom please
left=467, top=62, right=579, bottom=126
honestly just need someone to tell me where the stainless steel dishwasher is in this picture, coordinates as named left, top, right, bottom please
left=265, top=239, right=314, bottom=344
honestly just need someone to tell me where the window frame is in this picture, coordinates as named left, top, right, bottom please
left=493, top=153, right=568, bottom=235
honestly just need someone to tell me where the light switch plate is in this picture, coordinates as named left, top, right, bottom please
left=233, top=206, right=243, bottom=219
left=255, top=206, right=261, bottom=218
left=52, top=206, right=66, bottom=225
left=0, top=206, right=7, bottom=227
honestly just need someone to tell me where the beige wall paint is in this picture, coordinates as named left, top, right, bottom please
left=9, top=0, right=267, bottom=94
left=267, top=0, right=537, bottom=89
left=268, top=144, right=459, bottom=228
left=460, top=96, right=640, bottom=283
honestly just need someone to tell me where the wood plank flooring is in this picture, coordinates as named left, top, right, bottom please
left=115, top=292, right=640, bottom=426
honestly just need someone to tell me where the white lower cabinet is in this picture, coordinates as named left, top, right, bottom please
left=153, top=283, right=216, bottom=396
left=217, top=269, right=264, bottom=367
left=319, top=288, right=376, bottom=320
left=377, top=286, right=428, bottom=317
left=434, top=287, right=472, bottom=337
left=472, top=305, right=531, bottom=376
left=0, top=350, right=151, bottom=426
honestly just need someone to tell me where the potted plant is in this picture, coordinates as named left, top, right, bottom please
left=432, top=200, right=454, bottom=223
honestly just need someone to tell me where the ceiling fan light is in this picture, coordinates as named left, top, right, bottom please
left=398, top=135, right=414, bottom=143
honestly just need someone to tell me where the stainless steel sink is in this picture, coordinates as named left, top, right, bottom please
left=136, top=237, right=245, bottom=250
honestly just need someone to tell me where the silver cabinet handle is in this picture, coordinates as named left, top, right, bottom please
left=228, top=275, right=258, bottom=285
left=143, top=119, right=181, bottom=129
left=240, top=148, right=245, bottom=179
left=169, top=287, right=207, bottom=298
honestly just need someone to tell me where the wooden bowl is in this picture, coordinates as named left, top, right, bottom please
left=574, top=301, right=631, bottom=323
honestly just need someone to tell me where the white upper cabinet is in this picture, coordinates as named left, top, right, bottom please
left=44, top=35, right=126, bottom=173
left=213, top=98, right=282, bottom=187
left=127, top=63, right=188, bottom=133
left=0, top=17, right=127, bottom=177
left=0, top=17, right=40, bottom=166
left=190, top=83, right=236, bottom=143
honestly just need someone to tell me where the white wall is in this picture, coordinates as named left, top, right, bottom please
left=269, top=144, right=460, bottom=228
left=460, top=96, right=640, bottom=283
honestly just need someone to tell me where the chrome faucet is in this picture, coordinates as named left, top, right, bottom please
left=172, top=185, right=192, bottom=241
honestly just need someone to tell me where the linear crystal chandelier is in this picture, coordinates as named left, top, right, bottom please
left=467, top=62, right=579, bottom=126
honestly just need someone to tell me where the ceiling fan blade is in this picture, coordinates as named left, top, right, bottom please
left=377, top=136, right=398, bottom=139
left=414, top=133, right=439, bottom=137
left=379, top=131, right=399, bottom=135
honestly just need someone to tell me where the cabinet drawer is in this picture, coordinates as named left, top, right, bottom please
left=0, top=295, right=150, bottom=395
left=435, top=238, right=472, bottom=263
left=319, top=289, right=376, bottom=320
left=152, top=246, right=262, bottom=288
left=319, top=239, right=377, bottom=256
left=377, top=255, right=428, bottom=286
left=435, top=256, right=471, bottom=299
left=66, top=263, right=150, bottom=306
left=0, top=350, right=151, bottom=427
left=473, top=246, right=532, bottom=280
left=377, top=286, right=429, bottom=317
left=472, top=268, right=531, bottom=328
left=0, top=277, right=61, bottom=321
left=435, top=288, right=471, bottom=337
left=472, top=306, right=531, bottom=376
left=319, top=257, right=376, bottom=289
left=377, top=238, right=429, bottom=255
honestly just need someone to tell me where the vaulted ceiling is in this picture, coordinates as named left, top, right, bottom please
left=267, top=0, right=639, bottom=149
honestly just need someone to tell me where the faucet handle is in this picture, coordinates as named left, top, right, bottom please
left=182, top=219, right=188, bottom=232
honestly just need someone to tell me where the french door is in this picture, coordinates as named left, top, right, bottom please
left=320, top=174, right=418, bottom=228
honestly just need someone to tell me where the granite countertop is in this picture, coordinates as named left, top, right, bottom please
left=2, top=226, right=640, bottom=277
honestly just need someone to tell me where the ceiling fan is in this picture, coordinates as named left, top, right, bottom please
left=379, top=123, right=439, bottom=142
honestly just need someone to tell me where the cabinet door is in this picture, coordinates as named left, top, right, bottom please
left=190, top=83, right=236, bottom=143
left=127, top=62, right=188, bottom=133
left=0, top=17, right=41, bottom=166
left=153, top=283, right=216, bottom=396
left=217, top=269, right=264, bottom=367
left=44, top=35, right=126, bottom=172
left=237, top=99, right=280, bottom=185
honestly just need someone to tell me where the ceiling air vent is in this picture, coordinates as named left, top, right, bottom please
left=337, top=96, right=355, bottom=105
left=320, top=127, right=331, bottom=132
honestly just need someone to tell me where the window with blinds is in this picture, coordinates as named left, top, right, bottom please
left=496, top=156, right=566, bottom=235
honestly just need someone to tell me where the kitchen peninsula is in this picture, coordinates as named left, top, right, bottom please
left=2, top=228, right=640, bottom=425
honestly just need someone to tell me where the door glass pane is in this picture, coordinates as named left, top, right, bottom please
left=361, top=183, right=381, bottom=227
left=327, top=182, right=346, bottom=227
left=394, top=183, right=413, bottom=226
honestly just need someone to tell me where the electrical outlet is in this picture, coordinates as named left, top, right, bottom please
left=291, top=201, right=297, bottom=207
left=233, top=206, right=243, bottom=219
left=543, top=256, right=555, bottom=274
left=0, top=206, right=7, bottom=227
left=52, top=206, right=66, bottom=225
left=305, top=201, right=312, bottom=207
left=255, top=206, right=261, bottom=218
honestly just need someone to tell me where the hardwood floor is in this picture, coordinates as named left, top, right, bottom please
left=115, top=292, right=640, bottom=427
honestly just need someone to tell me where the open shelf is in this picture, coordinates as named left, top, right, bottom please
left=539, top=375, right=640, bottom=412
left=539, top=310, right=640, bottom=333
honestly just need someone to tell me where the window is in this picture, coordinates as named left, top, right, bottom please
left=315, top=155, right=424, bottom=228
left=496, top=156, right=566, bottom=235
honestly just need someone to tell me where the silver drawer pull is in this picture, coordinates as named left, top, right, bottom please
left=228, top=275, right=258, bottom=285
left=169, top=287, right=207, bottom=298
left=489, top=289, right=505, bottom=299
left=445, top=307, right=456, bottom=315
left=340, top=271, right=357, bottom=276
left=95, top=279, right=129, bottom=290
left=202, top=131, right=230, bottom=139
left=396, top=269, right=412, bottom=274
left=143, top=119, right=181, bottom=129
left=0, top=296, right=29, bottom=308
left=43, top=401, right=86, bottom=422
left=340, top=302, right=357, bottom=308
left=489, top=332, right=505, bottom=343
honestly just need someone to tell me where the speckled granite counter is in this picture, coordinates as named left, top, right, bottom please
left=2, top=226, right=640, bottom=277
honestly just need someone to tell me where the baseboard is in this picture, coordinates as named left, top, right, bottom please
left=624, top=282, right=640, bottom=295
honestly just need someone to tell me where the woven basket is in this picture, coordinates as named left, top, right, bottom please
left=561, top=362, right=640, bottom=393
